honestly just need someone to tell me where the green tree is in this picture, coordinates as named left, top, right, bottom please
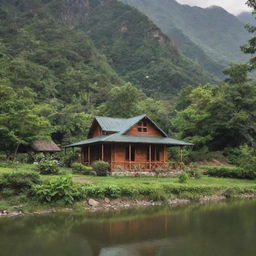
left=98, top=83, right=143, bottom=118
left=173, top=83, right=256, bottom=150
left=223, top=63, right=250, bottom=84
left=0, top=82, right=52, bottom=156
left=241, top=1, right=256, bottom=70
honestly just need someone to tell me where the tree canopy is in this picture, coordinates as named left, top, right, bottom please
left=0, top=81, right=51, bottom=155
left=173, top=82, right=256, bottom=151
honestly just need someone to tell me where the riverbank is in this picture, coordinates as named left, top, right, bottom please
left=1, top=193, right=256, bottom=218
left=1, top=162, right=256, bottom=217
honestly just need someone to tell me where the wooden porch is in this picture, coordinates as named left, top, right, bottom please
left=79, top=143, right=184, bottom=171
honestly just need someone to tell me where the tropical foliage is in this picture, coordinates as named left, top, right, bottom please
left=173, top=82, right=256, bottom=151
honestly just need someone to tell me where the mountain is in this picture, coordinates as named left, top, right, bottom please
left=120, top=0, right=250, bottom=76
left=67, top=0, right=216, bottom=96
left=0, top=0, right=122, bottom=104
left=237, top=12, right=256, bottom=26
left=0, top=0, right=216, bottom=99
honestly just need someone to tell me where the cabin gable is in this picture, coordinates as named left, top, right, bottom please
left=88, top=119, right=115, bottom=138
left=124, top=117, right=164, bottom=137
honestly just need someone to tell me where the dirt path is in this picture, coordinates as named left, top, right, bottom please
left=72, top=177, right=92, bottom=184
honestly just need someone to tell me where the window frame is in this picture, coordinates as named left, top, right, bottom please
left=137, top=120, right=148, bottom=133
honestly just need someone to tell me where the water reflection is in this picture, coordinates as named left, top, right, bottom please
left=0, top=200, right=256, bottom=256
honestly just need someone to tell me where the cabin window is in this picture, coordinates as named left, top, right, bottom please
left=148, top=145, right=160, bottom=161
left=125, top=145, right=135, bottom=161
left=137, top=120, right=148, bottom=133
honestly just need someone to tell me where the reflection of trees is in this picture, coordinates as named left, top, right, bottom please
left=0, top=200, right=256, bottom=256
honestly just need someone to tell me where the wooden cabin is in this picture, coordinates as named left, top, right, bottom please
left=65, top=115, right=192, bottom=171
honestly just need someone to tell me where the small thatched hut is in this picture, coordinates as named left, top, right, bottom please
left=31, top=140, right=61, bottom=153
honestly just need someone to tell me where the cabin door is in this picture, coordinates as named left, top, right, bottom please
left=103, top=144, right=111, bottom=163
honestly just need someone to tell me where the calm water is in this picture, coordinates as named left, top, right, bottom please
left=0, top=199, right=256, bottom=256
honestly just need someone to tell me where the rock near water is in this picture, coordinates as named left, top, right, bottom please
left=88, top=199, right=100, bottom=207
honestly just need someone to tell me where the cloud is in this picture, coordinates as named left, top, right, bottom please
left=176, top=0, right=251, bottom=15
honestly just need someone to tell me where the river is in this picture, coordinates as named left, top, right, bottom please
left=0, top=199, right=256, bottom=256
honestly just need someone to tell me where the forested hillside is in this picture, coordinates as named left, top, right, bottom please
left=0, top=0, right=215, bottom=97
left=1, top=0, right=192, bottom=149
left=121, top=0, right=249, bottom=77
left=1, top=0, right=256, bottom=161
left=50, top=0, right=215, bottom=96
left=0, top=0, right=124, bottom=101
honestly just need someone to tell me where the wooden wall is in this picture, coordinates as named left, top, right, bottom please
left=81, top=143, right=168, bottom=170
left=90, top=123, right=102, bottom=138
left=125, top=118, right=163, bottom=137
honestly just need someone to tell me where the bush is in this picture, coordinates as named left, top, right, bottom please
left=206, top=166, right=256, bottom=180
left=33, top=153, right=45, bottom=163
left=179, top=172, right=189, bottom=183
left=237, top=145, right=256, bottom=172
left=0, top=172, right=41, bottom=193
left=32, top=177, right=85, bottom=204
left=188, top=169, right=202, bottom=179
left=35, top=159, right=60, bottom=175
left=16, top=153, right=30, bottom=164
left=58, top=151, right=78, bottom=167
left=92, top=161, right=110, bottom=176
left=72, top=163, right=94, bottom=175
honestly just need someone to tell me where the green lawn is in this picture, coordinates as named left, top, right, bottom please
left=0, top=162, right=255, bottom=188
left=0, top=162, right=255, bottom=213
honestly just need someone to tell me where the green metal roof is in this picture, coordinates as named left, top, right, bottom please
left=65, top=115, right=193, bottom=148
left=65, top=133, right=193, bottom=147
left=95, top=115, right=146, bottom=132
left=95, top=114, right=167, bottom=137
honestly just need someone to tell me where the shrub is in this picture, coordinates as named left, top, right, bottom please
left=92, top=161, right=110, bottom=176
left=179, top=172, right=189, bottom=183
left=32, top=177, right=85, bottom=204
left=1, top=188, right=16, bottom=197
left=0, top=172, right=41, bottom=193
left=58, top=151, right=78, bottom=167
left=237, top=145, right=256, bottom=172
left=72, top=163, right=94, bottom=175
left=188, top=170, right=202, bottom=179
left=33, top=153, right=45, bottom=163
left=206, top=166, right=256, bottom=180
left=16, top=153, right=30, bottom=164
left=149, top=190, right=168, bottom=201
left=35, top=159, right=60, bottom=175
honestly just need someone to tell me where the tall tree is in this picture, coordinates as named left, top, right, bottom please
left=98, top=83, right=143, bottom=118
left=241, top=0, right=256, bottom=70
left=0, top=82, right=52, bottom=156
left=223, top=63, right=250, bottom=84
left=173, top=83, right=256, bottom=150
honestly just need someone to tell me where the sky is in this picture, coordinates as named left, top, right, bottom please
left=176, top=0, right=251, bottom=15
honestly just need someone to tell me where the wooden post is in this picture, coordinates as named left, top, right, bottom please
left=129, top=144, right=132, bottom=171
left=88, top=146, right=91, bottom=165
left=149, top=144, right=152, bottom=171
left=179, top=146, right=183, bottom=170
left=101, top=144, right=104, bottom=161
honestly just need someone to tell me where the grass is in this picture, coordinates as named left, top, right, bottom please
left=0, top=162, right=255, bottom=188
left=0, top=162, right=256, bottom=212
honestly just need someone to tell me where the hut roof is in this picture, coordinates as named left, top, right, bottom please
left=31, top=140, right=61, bottom=152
